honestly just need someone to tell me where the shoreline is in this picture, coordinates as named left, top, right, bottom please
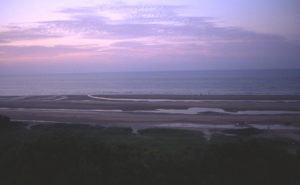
left=93, top=94, right=300, bottom=100
left=1, top=94, right=299, bottom=127
left=2, top=94, right=300, bottom=100
left=1, top=94, right=300, bottom=142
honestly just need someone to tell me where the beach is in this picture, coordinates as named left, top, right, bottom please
left=1, top=94, right=300, bottom=140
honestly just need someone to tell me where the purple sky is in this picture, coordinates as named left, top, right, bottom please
left=0, top=0, right=299, bottom=74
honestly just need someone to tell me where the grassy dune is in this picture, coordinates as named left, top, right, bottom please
left=0, top=116, right=299, bottom=185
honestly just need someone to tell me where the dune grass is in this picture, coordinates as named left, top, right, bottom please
left=0, top=117, right=299, bottom=185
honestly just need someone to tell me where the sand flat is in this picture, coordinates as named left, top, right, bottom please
left=0, top=95, right=299, bottom=126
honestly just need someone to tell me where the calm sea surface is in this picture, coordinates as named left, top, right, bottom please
left=0, top=70, right=300, bottom=96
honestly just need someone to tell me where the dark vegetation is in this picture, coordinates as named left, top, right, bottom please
left=0, top=115, right=11, bottom=128
left=0, top=115, right=299, bottom=185
left=222, top=127, right=263, bottom=136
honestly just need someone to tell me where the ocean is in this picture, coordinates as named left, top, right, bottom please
left=0, top=70, right=300, bottom=96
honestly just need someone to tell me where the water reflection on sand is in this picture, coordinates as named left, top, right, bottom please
left=155, top=123, right=300, bottom=130
left=2, top=106, right=300, bottom=115
left=134, top=107, right=300, bottom=115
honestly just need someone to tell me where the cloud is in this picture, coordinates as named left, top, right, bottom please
left=47, top=4, right=285, bottom=42
left=111, top=41, right=145, bottom=47
left=58, top=3, right=182, bottom=17
left=0, top=4, right=287, bottom=44
left=0, top=25, right=61, bottom=43
left=209, top=40, right=300, bottom=58
left=0, top=3, right=299, bottom=72
left=0, top=45, right=98, bottom=59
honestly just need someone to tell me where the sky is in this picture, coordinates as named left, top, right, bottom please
left=0, top=0, right=299, bottom=74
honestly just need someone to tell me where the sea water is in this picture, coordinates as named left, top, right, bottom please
left=0, top=70, right=299, bottom=96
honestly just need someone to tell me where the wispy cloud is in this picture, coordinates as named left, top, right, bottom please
left=1, top=4, right=285, bottom=43
left=0, top=45, right=98, bottom=61
left=0, top=25, right=61, bottom=43
left=0, top=3, right=299, bottom=72
left=47, top=4, right=285, bottom=42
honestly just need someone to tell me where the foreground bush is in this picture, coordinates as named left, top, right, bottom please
left=0, top=122, right=299, bottom=185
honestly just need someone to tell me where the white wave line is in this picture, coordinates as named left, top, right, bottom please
left=87, top=95, right=213, bottom=102
left=87, top=95, right=300, bottom=103
left=53, top=96, right=67, bottom=101
left=10, top=96, right=28, bottom=100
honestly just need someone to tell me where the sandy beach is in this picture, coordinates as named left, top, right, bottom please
left=1, top=95, right=300, bottom=133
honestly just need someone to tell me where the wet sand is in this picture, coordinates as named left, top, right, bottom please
left=1, top=95, right=300, bottom=131
left=1, top=95, right=300, bottom=141
left=1, top=95, right=300, bottom=122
